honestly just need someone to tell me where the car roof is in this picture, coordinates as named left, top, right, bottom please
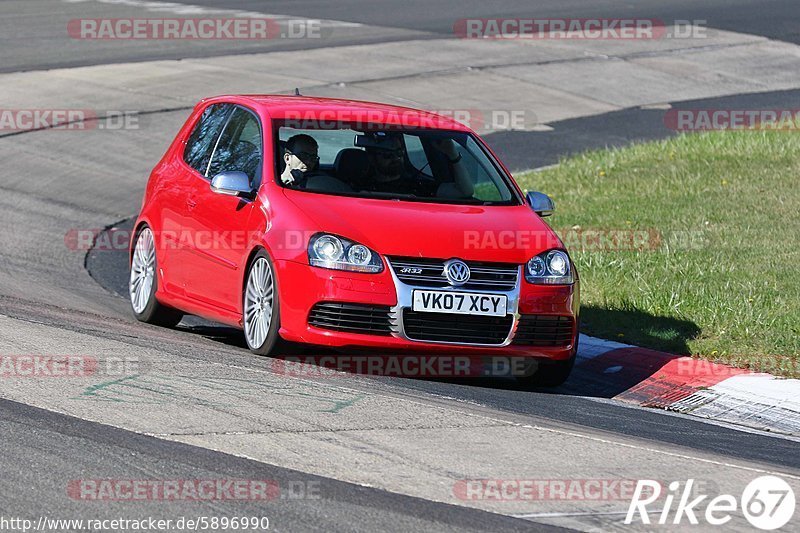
left=199, top=94, right=472, bottom=132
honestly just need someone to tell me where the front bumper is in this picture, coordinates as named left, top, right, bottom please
left=275, top=258, right=579, bottom=360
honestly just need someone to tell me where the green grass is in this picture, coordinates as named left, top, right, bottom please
left=516, top=130, right=800, bottom=376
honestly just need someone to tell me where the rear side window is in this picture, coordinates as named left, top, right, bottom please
left=207, top=107, right=263, bottom=187
left=183, top=103, right=232, bottom=175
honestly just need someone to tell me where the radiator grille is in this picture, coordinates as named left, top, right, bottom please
left=389, top=257, right=518, bottom=291
left=402, top=310, right=513, bottom=345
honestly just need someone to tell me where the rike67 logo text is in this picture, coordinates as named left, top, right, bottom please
left=626, top=476, right=795, bottom=530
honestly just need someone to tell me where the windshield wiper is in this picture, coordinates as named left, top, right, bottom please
left=351, top=190, right=506, bottom=206
left=354, top=191, right=418, bottom=200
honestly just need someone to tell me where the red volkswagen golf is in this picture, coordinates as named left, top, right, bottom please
left=130, top=95, right=579, bottom=386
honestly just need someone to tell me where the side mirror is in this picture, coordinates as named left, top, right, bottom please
left=526, top=191, right=555, bottom=217
left=211, top=171, right=253, bottom=198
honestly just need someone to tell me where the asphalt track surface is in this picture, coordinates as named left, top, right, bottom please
left=0, top=398, right=551, bottom=532
left=2, top=1, right=800, bottom=531
left=180, top=0, right=800, bottom=42
left=4, top=0, right=798, bottom=72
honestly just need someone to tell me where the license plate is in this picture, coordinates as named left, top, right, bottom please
left=412, top=290, right=507, bottom=317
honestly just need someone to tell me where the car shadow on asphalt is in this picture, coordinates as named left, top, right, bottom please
left=554, top=306, right=702, bottom=399
left=174, top=306, right=702, bottom=401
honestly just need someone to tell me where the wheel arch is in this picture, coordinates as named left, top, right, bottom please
left=241, top=245, right=274, bottom=304
left=130, top=218, right=151, bottom=266
left=240, top=244, right=283, bottom=349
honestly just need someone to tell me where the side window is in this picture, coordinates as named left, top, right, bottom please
left=207, top=107, right=263, bottom=187
left=183, top=103, right=232, bottom=175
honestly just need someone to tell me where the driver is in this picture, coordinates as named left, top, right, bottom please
left=363, top=133, right=420, bottom=195
left=281, top=134, right=320, bottom=186
left=363, top=133, right=468, bottom=198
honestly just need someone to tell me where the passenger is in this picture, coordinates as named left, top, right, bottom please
left=281, top=134, right=320, bottom=186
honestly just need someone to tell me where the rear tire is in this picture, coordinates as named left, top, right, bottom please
left=243, top=250, right=281, bottom=356
left=129, top=225, right=183, bottom=328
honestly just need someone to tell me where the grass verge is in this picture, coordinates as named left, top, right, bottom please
left=516, top=130, right=800, bottom=376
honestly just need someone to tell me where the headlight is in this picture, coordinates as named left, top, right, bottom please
left=525, top=249, right=573, bottom=284
left=308, top=233, right=383, bottom=273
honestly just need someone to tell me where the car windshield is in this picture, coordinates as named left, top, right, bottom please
left=276, top=123, right=520, bottom=205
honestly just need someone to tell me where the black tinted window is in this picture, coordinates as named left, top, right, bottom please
left=183, top=103, right=232, bottom=175
left=208, top=107, right=263, bottom=187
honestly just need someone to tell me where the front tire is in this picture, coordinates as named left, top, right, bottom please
left=129, top=226, right=183, bottom=328
left=243, top=251, right=281, bottom=355
left=517, top=354, right=575, bottom=389
left=516, top=334, right=578, bottom=389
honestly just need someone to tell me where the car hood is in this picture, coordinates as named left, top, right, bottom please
left=283, top=189, right=563, bottom=263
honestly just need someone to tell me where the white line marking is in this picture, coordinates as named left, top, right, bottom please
left=514, top=422, right=800, bottom=480
left=513, top=509, right=659, bottom=519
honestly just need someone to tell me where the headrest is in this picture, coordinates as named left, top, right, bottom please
left=334, top=148, right=370, bottom=182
